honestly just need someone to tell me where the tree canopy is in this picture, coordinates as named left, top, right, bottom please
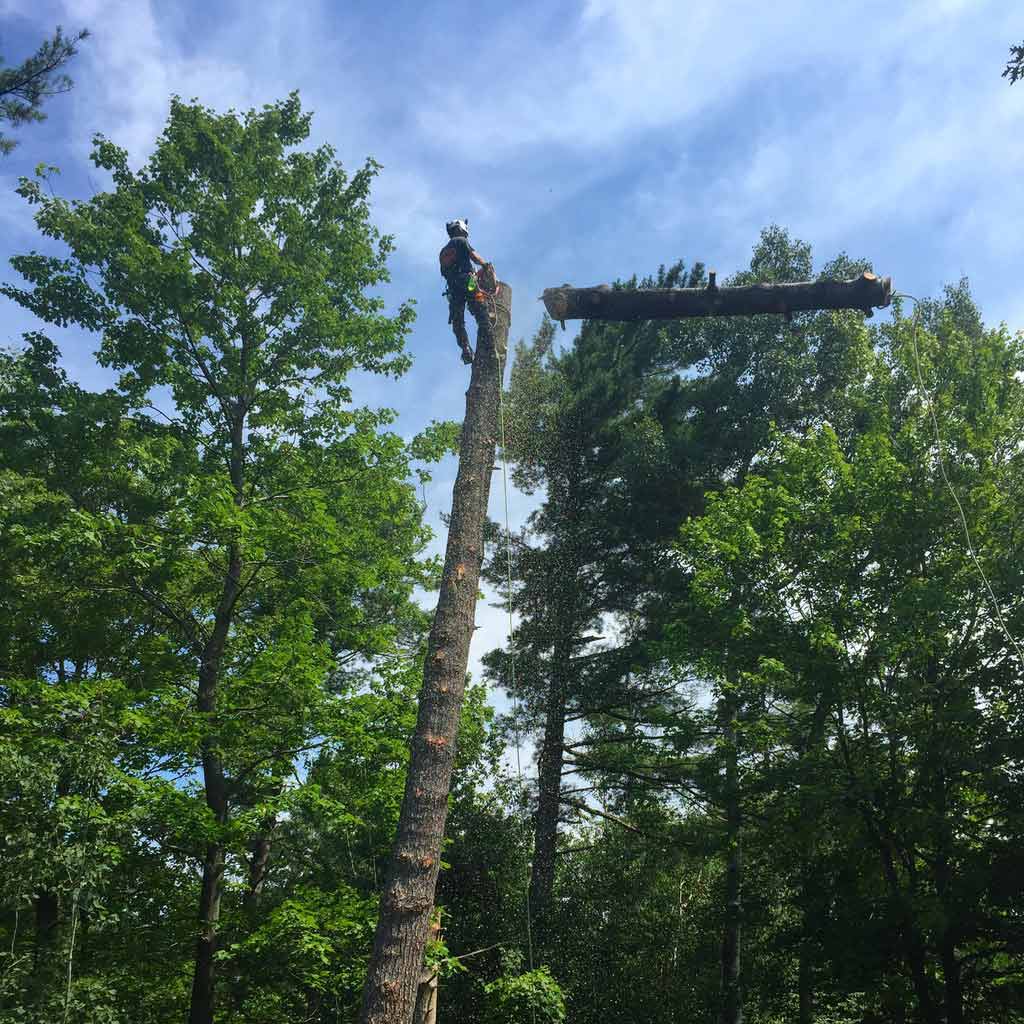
left=1, top=76, right=1023, bottom=1024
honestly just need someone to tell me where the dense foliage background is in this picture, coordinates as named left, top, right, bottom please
left=1, top=46, right=1022, bottom=1024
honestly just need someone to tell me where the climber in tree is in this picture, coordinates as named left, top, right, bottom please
left=439, top=218, right=491, bottom=364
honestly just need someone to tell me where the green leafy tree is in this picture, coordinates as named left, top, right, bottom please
left=676, top=299, right=1024, bottom=1021
left=483, top=951, right=566, bottom=1024
left=0, top=339, right=201, bottom=1022
left=2, top=92, right=426, bottom=1024
left=488, top=228, right=875, bottom=984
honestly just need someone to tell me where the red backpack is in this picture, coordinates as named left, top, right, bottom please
left=439, top=241, right=459, bottom=276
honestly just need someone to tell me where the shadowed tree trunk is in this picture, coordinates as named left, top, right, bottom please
left=188, top=412, right=246, bottom=1024
left=940, top=932, right=964, bottom=1024
left=874, top=834, right=939, bottom=1024
left=529, top=639, right=570, bottom=946
left=719, top=695, right=743, bottom=1024
left=187, top=546, right=240, bottom=1024
left=30, top=771, right=70, bottom=1004
left=30, top=889, right=60, bottom=1004
left=797, top=697, right=831, bottom=1024
left=358, top=283, right=512, bottom=1024
left=245, top=824, right=275, bottom=911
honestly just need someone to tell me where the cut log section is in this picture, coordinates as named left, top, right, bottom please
left=541, top=271, right=892, bottom=322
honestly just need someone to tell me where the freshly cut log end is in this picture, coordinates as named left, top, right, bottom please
left=541, top=271, right=893, bottom=323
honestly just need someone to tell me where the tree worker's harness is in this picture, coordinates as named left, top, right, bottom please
left=443, top=262, right=499, bottom=329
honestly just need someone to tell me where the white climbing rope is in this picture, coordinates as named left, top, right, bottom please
left=496, top=349, right=537, bottom=989
left=896, top=293, right=1024, bottom=670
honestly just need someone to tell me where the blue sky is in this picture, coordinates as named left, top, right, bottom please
left=2, top=0, right=1023, bottom=748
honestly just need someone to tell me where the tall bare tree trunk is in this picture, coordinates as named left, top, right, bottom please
left=358, top=284, right=512, bottom=1024
left=190, top=839, right=226, bottom=1024
left=529, top=640, right=569, bottom=947
left=718, top=697, right=743, bottom=1024
left=797, top=699, right=830, bottom=1024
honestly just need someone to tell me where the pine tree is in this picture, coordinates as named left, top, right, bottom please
left=0, top=26, right=88, bottom=154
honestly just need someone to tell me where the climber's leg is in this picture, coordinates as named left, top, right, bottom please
left=448, top=293, right=474, bottom=364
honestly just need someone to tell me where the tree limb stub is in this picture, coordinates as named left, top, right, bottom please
left=541, top=272, right=892, bottom=322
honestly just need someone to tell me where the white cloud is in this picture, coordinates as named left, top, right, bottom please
left=0, top=174, right=34, bottom=237
left=598, top=3, right=1024, bottom=316
left=50, top=0, right=453, bottom=272
left=55, top=0, right=253, bottom=163
left=370, top=166, right=456, bottom=270
left=414, top=0, right=893, bottom=158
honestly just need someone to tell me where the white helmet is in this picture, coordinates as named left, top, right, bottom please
left=446, top=218, right=469, bottom=238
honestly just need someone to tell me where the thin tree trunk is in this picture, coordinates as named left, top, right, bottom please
left=190, top=841, right=226, bottom=1024
left=719, top=698, right=743, bottom=1024
left=189, top=409, right=246, bottom=1024
left=188, top=550, right=239, bottom=1024
left=245, top=827, right=274, bottom=911
left=541, top=271, right=892, bottom=322
left=358, top=283, right=512, bottom=1024
left=797, top=839, right=814, bottom=1024
left=940, top=934, right=963, bottom=1024
left=878, top=844, right=938, bottom=1024
left=797, top=948, right=812, bottom=1024
left=797, top=697, right=831, bottom=1024
left=412, top=916, right=441, bottom=1024
left=529, top=640, right=569, bottom=947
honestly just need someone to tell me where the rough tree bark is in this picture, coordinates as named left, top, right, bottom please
left=529, top=639, right=570, bottom=945
left=541, top=271, right=892, bottom=322
left=412, top=915, right=441, bottom=1024
left=719, top=695, right=743, bottom=1024
left=357, top=282, right=512, bottom=1024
